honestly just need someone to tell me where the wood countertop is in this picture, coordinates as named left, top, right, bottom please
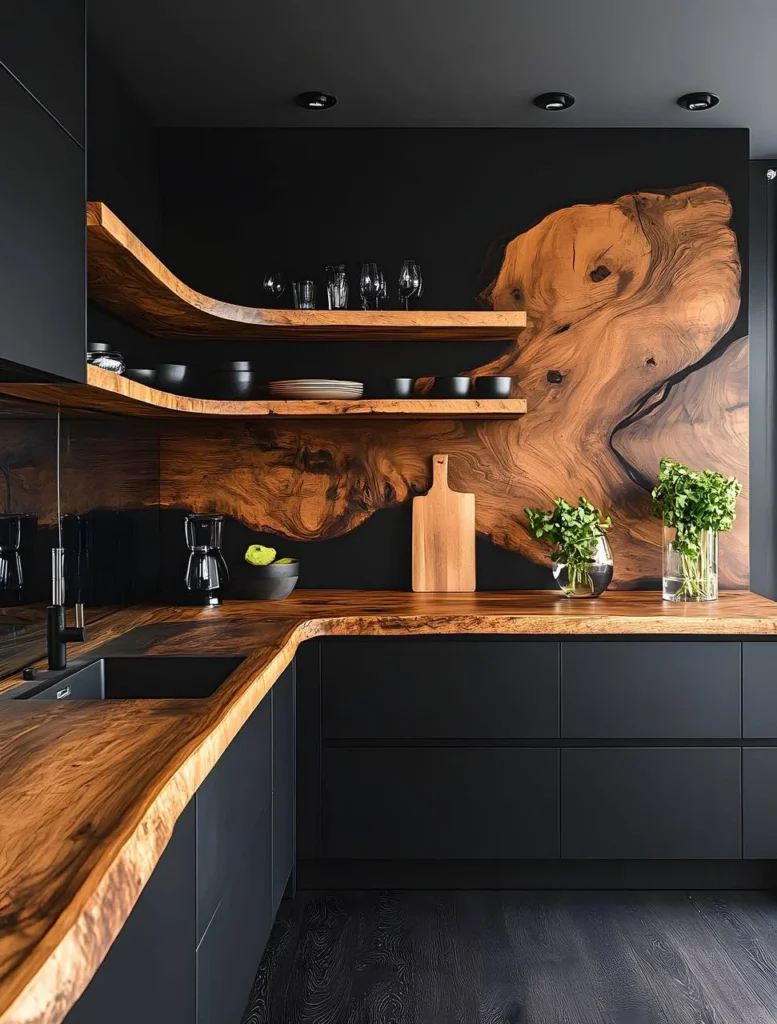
left=2, top=589, right=777, bottom=1024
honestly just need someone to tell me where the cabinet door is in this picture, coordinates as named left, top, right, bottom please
left=743, top=747, right=777, bottom=858
left=562, top=642, right=741, bottom=738
left=272, top=664, right=295, bottom=912
left=196, top=806, right=273, bottom=1024
left=64, top=802, right=195, bottom=1024
left=322, top=639, right=559, bottom=738
left=323, top=748, right=559, bottom=858
left=0, top=68, right=85, bottom=380
left=561, top=748, right=741, bottom=859
left=0, top=0, right=85, bottom=144
left=196, top=696, right=271, bottom=943
left=743, top=643, right=777, bottom=738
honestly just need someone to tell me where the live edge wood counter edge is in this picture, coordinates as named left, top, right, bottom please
left=1, top=589, right=777, bottom=1024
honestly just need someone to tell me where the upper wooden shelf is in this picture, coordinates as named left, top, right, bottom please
left=0, top=366, right=528, bottom=419
left=87, top=202, right=527, bottom=342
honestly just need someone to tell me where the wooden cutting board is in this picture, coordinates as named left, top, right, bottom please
left=412, top=454, right=476, bottom=592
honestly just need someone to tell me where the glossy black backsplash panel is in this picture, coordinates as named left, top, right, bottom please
left=0, top=395, right=161, bottom=678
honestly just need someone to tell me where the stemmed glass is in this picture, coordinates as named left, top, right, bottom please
left=262, top=271, right=286, bottom=303
left=397, top=260, right=422, bottom=310
left=360, top=263, right=384, bottom=311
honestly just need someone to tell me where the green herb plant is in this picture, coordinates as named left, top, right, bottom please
left=525, top=497, right=612, bottom=596
left=651, top=457, right=742, bottom=599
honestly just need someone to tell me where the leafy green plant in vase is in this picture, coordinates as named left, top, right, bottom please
left=651, top=457, right=741, bottom=602
left=525, top=497, right=613, bottom=598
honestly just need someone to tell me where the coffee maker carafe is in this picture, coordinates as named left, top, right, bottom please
left=184, top=514, right=229, bottom=605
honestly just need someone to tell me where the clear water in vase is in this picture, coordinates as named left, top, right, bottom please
left=552, top=536, right=613, bottom=599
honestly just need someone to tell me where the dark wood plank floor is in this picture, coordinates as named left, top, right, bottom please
left=242, top=891, right=777, bottom=1024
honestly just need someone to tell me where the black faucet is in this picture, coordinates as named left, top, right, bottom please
left=47, top=547, right=86, bottom=671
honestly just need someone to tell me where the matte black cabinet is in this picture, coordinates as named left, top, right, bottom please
left=0, top=67, right=85, bottom=380
left=66, top=666, right=297, bottom=1024
left=561, top=642, right=741, bottom=738
left=272, top=664, right=295, bottom=910
left=561, top=748, right=742, bottom=859
left=743, top=643, right=777, bottom=738
left=743, top=747, right=777, bottom=858
left=197, top=806, right=273, bottom=1024
left=0, top=0, right=85, bottom=143
left=196, top=694, right=272, bottom=942
left=322, top=639, right=559, bottom=738
left=323, top=748, right=559, bottom=858
left=63, top=802, right=196, bottom=1024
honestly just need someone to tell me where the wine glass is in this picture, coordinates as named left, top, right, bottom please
left=397, top=260, right=422, bottom=310
left=263, top=270, right=286, bottom=302
left=360, top=263, right=383, bottom=311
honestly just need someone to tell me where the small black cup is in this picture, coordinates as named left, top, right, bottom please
left=474, top=376, right=513, bottom=398
left=431, top=376, right=472, bottom=399
left=155, top=363, right=192, bottom=395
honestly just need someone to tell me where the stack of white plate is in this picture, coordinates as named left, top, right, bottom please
left=268, top=379, right=364, bottom=400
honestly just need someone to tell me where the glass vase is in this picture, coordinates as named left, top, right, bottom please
left=662, top=526, right=718, bottom=601
left=552, top=536, right=613, bottom=599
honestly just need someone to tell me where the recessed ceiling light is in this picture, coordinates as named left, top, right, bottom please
left=533, top=92, right=575, bottom=112
left=677, top=92, right=719, bottom=111
left=294, top=91, right=337, bottom=110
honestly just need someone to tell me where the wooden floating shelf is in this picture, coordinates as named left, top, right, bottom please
left=0, top=365, right=528, bottom=419
left=87, top=202, right=527, bottom=342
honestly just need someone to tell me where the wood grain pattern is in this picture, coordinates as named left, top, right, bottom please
left=153, top=185, right=747, bottom=589
left=412, top=455, right=475, bottom=592
left=0, top=367, right=527, bottom=420
left=248, top=891, right=777, bottom=1024
left=86, top=203, right=526, bottom=342
left=1, top=590, right=776, bottom=1024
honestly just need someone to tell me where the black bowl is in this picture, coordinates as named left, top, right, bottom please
left=430, top=376, right=472, bottom=399
left=155, top=363, right=193, bottom=394
left=364, top=377, right=415, bottom=399
left=231, top=559, right=300, bottom=600
left=474, top=376, right=513, bottom=398
left=194, top=361, right=259, bottom=400
left=124, top=368, right=157, bottom=387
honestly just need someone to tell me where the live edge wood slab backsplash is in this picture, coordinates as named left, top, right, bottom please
left=125, top=128, right=750, bottom=589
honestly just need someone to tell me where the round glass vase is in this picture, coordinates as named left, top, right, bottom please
left=551, top=535, right=613, bottom=599
left=662, top=525, right=718, bottom=602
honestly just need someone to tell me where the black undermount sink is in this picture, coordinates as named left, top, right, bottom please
left=12, top=656, right=246, bottom=701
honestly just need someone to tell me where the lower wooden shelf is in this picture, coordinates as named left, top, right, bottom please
left=0, top=366, right=528, bottom=419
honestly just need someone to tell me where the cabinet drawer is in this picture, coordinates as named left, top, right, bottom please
left=561, top=748, right=741, bottom=859
left=743, top=643, right=777, bottom=738
left=196, top=806, right=272, bottom=1024
left=743, top=748, right=777, bottom=858
left=197, top=696, right=271, bottom=942
left=323, top=748, right=559, bottom=858
left=322, top=639, right=559, bottom=738
left=272, top=665, right=295, bottom=912
left=562, top=642, right=741, bottom=738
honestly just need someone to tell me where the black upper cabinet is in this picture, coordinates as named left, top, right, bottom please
left=0, top=68, right=85, bottom=381
left=0, top=0, right=85, bottom=144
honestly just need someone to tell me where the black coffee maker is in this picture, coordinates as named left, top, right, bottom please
left=184, top=514, right=229, bottom=606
